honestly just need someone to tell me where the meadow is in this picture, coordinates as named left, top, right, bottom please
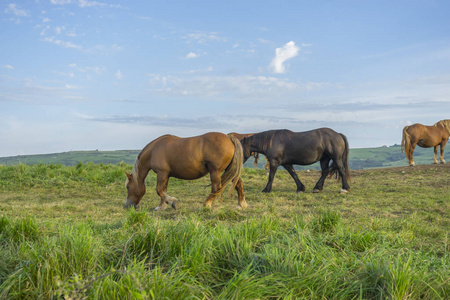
left=0, top=162, right=449, bottom=299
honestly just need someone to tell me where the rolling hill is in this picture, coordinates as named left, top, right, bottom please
left=0, top=144, right=449, bottom=170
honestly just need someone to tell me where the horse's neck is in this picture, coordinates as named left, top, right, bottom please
left=251, top=139, right=266, bottom=154
left=134, top=149, right=153, bottom=183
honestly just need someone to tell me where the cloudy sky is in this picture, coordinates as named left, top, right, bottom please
left=1, top=0, right=450, bottom=157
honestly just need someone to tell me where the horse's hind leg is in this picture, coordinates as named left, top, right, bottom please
left=204, top=170, right=221, bottom=208
left=234, top=177, right=247, bottom=209
left=312, top=158, right=330, bottom=193
left=409, top=143, right=417, bottom=166
left=155, top=172, right=177, bottom=211
left=283, top=164, right=305, bottom=193
left=337, top=161, right=350, bottom=193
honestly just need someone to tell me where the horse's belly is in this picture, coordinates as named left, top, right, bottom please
left=291, top=158, right=318, bottom=166
left=417, top=137, right=440, bottom=148
left=169, top=165, right=209, bottom=180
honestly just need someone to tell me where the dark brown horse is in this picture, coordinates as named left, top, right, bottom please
left=125, top=132, right=247, bottom=210
left=240, top=128, right=350, bottom=194
left=401, top=119, right=450, bottom=166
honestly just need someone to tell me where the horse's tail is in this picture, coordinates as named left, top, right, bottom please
left=330, top=133, right=351, bottom=181
left=218, top=134, right=244, bottom=196
left=401, top=126, right=411, bottom=157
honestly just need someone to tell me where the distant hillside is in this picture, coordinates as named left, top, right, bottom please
left=0, top=144, right=448, bottom=170
left=0, top=150, right=140, bottom=166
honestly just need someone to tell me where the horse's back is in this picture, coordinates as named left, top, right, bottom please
left=265, top=128, right=345, bottom=164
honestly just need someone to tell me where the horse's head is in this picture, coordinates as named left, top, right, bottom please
left=124, top=172, right=146, bottom=209
left=240, top=137, right=253, bottom=162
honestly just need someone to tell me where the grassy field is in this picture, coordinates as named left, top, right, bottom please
left=1, top=144, right=449, bottom=170
left=0, top=162, right=449, bottom=299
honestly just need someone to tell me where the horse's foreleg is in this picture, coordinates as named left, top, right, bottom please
left=234, top=177, right=247, bottom=209
left=155, top=172, right=177, bottom=211
left=283, top=164, right=305, bottom=193
left=433, top=146, right=439, bottom=164
left=313, top=158, right=330, bottom=193
left=262, top=161, right=278, bottom=193
left=204, top=171, right=221, bottom=208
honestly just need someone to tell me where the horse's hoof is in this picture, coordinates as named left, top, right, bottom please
left=312, top=189, right=321, bottom=193
left=238, top=201, right=248, bottom=209
left=339, top=189, right=348, bottom=194
left=155, top=206, right=162, bottom=211
left=409, top=162, right=415, bottom=166
left=202, top=204, right=212, bottom=210
left=171, top=201, right=178, bottom=210
left=440, top=160, right=446, bottom=164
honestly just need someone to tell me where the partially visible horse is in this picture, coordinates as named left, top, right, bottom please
left=240, top=128, right=350, bottom=194
left=125, top=132, right=247, bottom=210
left=228, top=132, right=269, bottom=173
left=401, top=120, right=450, bottom=166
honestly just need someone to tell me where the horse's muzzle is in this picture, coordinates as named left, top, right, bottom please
left=124, top=200, right=137, bottom=210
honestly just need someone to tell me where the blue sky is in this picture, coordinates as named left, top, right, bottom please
left=1, top=0, right=450, bottom=157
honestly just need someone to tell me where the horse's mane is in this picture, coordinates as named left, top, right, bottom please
left=249, top=129, right=292, bottom=152
left=130, top=157, right=142, bottom=183
left=434, top=119, right=450, bottom=134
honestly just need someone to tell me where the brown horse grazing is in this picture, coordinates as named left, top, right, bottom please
left=125, top=132, right=247, bottom=210
left=402, top=119, right=450, bottom=166
left=240, top=128, right=351, bottom=194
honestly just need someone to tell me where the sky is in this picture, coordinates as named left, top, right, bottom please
left=1, top=0, right=450, bottom=157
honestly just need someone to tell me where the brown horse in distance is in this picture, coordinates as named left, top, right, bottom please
left=401, top=119, right=450, bottom=166
left=125, top=132, right=247, bottom=210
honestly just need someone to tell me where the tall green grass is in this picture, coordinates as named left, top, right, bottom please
left=0, top=212, right=448, bottom=299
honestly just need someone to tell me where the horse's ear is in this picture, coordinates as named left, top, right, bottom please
left=125, top=171, right=132, bottom=180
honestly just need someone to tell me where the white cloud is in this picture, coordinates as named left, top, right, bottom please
left=78, top=0, right=106, bottom=8
left=50, top=0, right=119, bottom=8
left=40, top=25, right=50, bottom=36
left=147, top=75, right=310, bottom=101
left=258, top=38, right=271, bottom=44
left=115, top=70, right=123, bottom=80
left=186, top=52, right=199, bottom=59
left=3, top=64, right=14, bottom=70
left=4, top=3, right=29, bottom=17
left=50, top=0, right=72, bottom=4
left=44, top=36, right=82, bottom=50
left=269, top=41, right=300, bottom=74
left=183, top=32, right=227, bottom=44
left=55, top=26, right=65, bottom=34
